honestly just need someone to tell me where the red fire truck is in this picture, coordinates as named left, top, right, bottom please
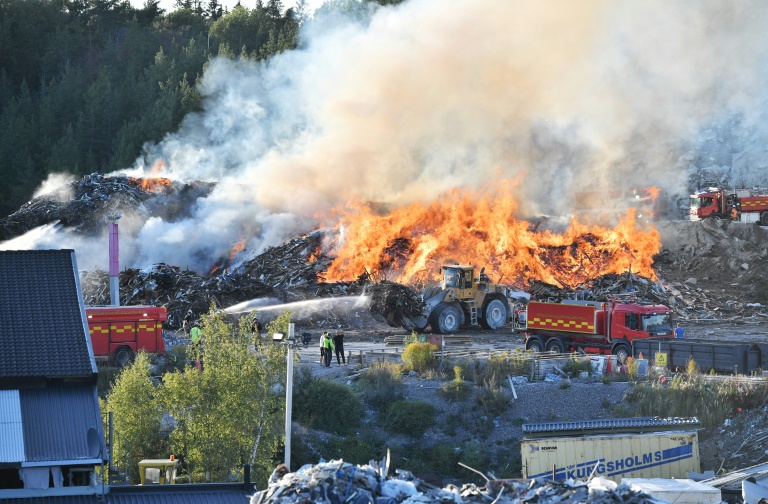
left=85, top=305, right=168, bottom=366
left=517, top=300, right=674, bottom=363
left=689, top=187, right=768, bottom=225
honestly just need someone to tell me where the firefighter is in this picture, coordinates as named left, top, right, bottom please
left=183, top=309, right=193, bottom=336
left=731, top=206, right=739, bottom=221
left=323, top=332, right=335, bottom=367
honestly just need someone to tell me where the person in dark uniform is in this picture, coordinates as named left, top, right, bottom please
left=333, top=332, right=346, bottom=365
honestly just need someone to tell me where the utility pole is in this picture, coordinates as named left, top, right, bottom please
left=284, top=322, right=295, bottom=470
left=105, top=213, right=122, bottom=306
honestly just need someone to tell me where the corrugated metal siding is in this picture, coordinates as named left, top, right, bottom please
left=4, top=496, right=100, bottom=504
left=108, top=489, right=250, bottom=504
left=0, top=250, right=95, bottom=379
left=0, top=389, right=24, bottom=462
left=20, top=383, right=105, bottom=463
left=523, top=416, right=701, bottom=437
left=522, top=431, right=700, bottom=483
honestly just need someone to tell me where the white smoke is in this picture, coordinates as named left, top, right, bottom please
left=11, top=0, right=768, bottom=274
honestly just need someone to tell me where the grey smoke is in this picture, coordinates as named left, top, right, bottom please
left=11, top=0, right=768, bottom=275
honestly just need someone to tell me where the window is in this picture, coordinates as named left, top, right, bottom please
left=625, top=313, right=639, bottom=331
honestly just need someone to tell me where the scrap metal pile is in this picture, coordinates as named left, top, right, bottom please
left=251, top=459, right=664, bottom=504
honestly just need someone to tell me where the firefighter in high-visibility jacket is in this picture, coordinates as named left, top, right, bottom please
left=189, top=324, right=202, bottom=362
left=322, top=333, right=335, bottom=368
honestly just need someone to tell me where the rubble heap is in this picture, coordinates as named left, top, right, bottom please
left=366, top=281, right=426, bottom=329
left=0, top=173, right=214, bottom=240
left=80, top=264, right=274, bottom=328
left=251, top=459, right=663, bottom=504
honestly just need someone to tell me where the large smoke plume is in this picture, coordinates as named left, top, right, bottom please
left=9, top=0, right=768, bottom=274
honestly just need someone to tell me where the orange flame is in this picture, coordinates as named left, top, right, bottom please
left=323, top=185, right=660, bottom=288
left=230, top=236, right=247, bottom=263
left=128, top=177, right=172, bottom=193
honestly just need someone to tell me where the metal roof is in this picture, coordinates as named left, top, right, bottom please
left=0, top=250, right=96, bottom=380
left=19, top=383, right=106, bottom=464
left=523, top=416, right=701, bottom=438
left=108, top=484, right=252, bottom=504
left=0, top=389, right=25, bottom=463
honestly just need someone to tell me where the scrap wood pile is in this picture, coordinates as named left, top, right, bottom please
left=366, top=281, right=425, bottom=329
left=239, top=231, right=365, bottom=301
left=251, top=459, right=664, bottom=504
left=0, top=173, right=214, bottom=241
left=80, top=264, right=274, bottom=328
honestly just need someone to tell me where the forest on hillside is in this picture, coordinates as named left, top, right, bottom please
left=0, top=0, right=401, bottom=218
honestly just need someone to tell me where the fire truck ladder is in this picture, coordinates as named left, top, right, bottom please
left=464, top=300, right=478, bottom=326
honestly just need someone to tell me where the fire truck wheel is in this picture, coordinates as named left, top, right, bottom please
left=761, top=212, right=768, bottom=226
left=113, top=347, right=134, bottom=368
left=545, top=338, right=565, bottom=354
left=432, top=304, right=461, bottom=334
left=481, top=298, right=508, bottom=330
left=612, top=344, right=630, bottom=364
left=525, top=337, right=544, bottom=353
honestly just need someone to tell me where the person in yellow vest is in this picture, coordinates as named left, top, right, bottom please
left=322, top=332, right=335, bottom=367
left=189, top=323, right=202, bottom=368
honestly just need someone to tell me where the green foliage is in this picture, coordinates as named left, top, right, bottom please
left=401, top=342, right=436, bottom=373
left=104, top=353, right=163, bottom=483
left=318, top=435, right=386, bottom=465
left=156, top=308, right=287, bottom=485
left=0, top=2, right=302, bottom=218
left=686, top=356, right=699, bottom=376
left=439, top=366, right=472, bottom=402
left=357, top=361, right=404, bottom=410
left=97, top=365, right=120, bottom=398
left=265, top=310, right=292, bottom=340
left=624, top=374, right=768, bottom=432
left=384, top=400, right=435, bottom=437
left=455, top=350, right=532, bottom=385
left=475, top=377, right=510, bottom=417
left=626, top=357, right=639, bottom=378
left=292, top=368, right=364, bottom=435
left=562, top=355, right=593, bottom=376
left=403, top=331, right=419, bottom=347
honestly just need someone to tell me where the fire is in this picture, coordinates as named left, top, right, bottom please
left=128, top=177, right=172, bottom=193
left=323, top=185, right=660, bottom=288
left=230, top=236, right=247, bottom=263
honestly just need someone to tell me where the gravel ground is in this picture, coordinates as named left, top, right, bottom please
left=296, top=349, right=633, bottom=479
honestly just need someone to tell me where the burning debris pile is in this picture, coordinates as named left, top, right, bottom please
left=251, top=459, right=663, bottom=504
left=80, top=264, right=275, bottom=328
left=0, top=173, right=214, bottom=241
left=240, top=231, right=366, bottom=301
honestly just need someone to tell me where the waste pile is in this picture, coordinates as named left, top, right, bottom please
left=251, top=459, right=665, bottom=504
left=366, top=281, right=426, bottom=330
left=0, top=173, right=214, bottom=240
left=80, top=264, right=275, bottom=328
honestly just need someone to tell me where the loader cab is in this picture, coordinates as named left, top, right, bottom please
left=441, top=265, right=475, bottom=300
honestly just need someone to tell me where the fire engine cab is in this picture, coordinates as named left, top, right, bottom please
left=85, top=305, right=168, bottom=367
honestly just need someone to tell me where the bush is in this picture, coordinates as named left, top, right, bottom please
left=562, top=355, right=592, bottom=376
left=293, top=368, right=365, bottom=435
left=320, top=435, right=387, bottom=465
left=440, top=366, right=472, bottom=402
left=401, top=342, right=437, bottom=373
left=456, top=350, right=532, bottom=384
left=358, top=361, right=404, bottom=410
left=384, top=400, right=435, bottom=437
left=624, top=373, right=768, bottom=432
left=475, top=377, right=510, bottom=417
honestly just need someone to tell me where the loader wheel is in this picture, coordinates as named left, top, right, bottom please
left=481, top=298, right=508, bottom=330
left=432, top=304, right=461, bottom=334
left=113, top=347, right=134, bottom=368
left=526, top=337, right=544, bottom=353
left=612, top=344, right=631, bottom=365
left=545, top=338, right=565, bottom=354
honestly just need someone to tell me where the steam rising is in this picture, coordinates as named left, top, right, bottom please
left=9, top=0, right=768, bottom=274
